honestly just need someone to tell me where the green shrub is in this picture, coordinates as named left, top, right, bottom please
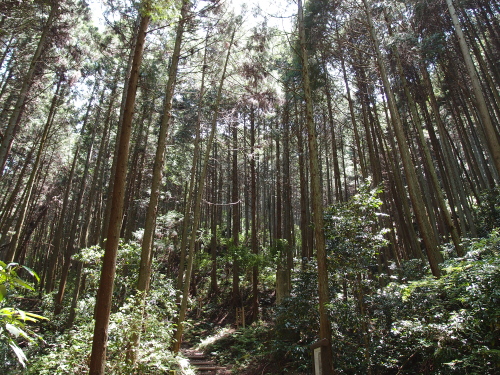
left=474, top=187, right=500, bottom=237
left=273, top=264, right=319, bottom=373
left=27, top=287, right=181, bottom=374
left=369, top=231, right=500, bottom=374
left=24, top=240, right=185, bottom=375
left=0, top=261, right=46, bottom=369
left=201, top=323, right=271, bottom=370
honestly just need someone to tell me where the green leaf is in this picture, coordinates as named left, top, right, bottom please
left=23, top=311, right=48, bottom=322
left=11, top=278, right=34, bottom=291
left=21, top=265, right=40, bottom=283
left=0, top=307, right=15, bottom=317
left=0, top=284, right=6, bottom=302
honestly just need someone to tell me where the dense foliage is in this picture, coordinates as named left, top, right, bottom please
left=198, top=189, right=500, bottom=374
left=0, top=242, right=190, bottom=374
left=197, top=234, right=500, bottom=374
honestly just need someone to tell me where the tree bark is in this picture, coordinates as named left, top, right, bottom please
left=174, top=35, right=209, bottom=296
left=445, top=0, right=500, bottom=176
left=250, top=107, right=258, bottom=320
left=54, top=121, right=97, bottom=315
left=5, top=78, right=65, bottom=263
left=363, top=0, right=442, bottom=277
left=383, top=9, right=463, bottom=255
left=100, top=16, right=141, bottom=246
left=88, top=7, right=150, bottom=374
left=297, top=0, right=334, bottom=373
left=231, top=113, right=241, bottom=308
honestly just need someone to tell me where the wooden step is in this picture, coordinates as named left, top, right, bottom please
left=181, top=347, right=227, bottom=374
left=187, top=355, right=207, bottom=360
left=195, top=366, right=226, bottom=371
left=191, top=361, right=215, bottom=365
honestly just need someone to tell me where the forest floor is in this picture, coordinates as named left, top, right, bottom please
left=178, top=288, right=310, bottom=374
left=182, top=316, right=308, bottom=375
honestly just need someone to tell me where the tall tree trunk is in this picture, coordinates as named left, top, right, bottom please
left=88, top=7, right=150, bottom=374
left=126, top=1, right=190, bottom=364
left=296, top=106, right=311, bottom=262
left=172, top=14, right=210, bottom=301
left=282, top=104, right=293, bottom=297
left=100, top=17, right=141, bottom=246
left=383, top=9, right=463, bottom=255
left=54, top=122, right=97, bottom=315
left=80, top=79, right=119, bottom=249
left=445, top=0, right=500, bottom=175
left=297, top=1, right=334, bottom=373
left=363, top=0, right=442, bottom=277
left=250, top=107, right=258, bottom=321
left=231, top=114, right=241, bottom=308
left=420, top=64, right=478, bottom=237
left=4, top=78, right=65, bottom=263
left=275, top=115, right=288, bottom=304
left=209, top=142, right=219, bottom=297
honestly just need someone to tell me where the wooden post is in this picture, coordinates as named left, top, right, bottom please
left=236, top=307, right=245, bottom=328
left=311, top=339, right=334, bottom=375
left=196, top=297, right=202, bottom=318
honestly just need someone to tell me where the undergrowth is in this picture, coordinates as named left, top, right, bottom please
left=191, top=230, right=500, bottom=374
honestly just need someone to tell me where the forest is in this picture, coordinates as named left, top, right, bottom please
left=0, top=0, right=499, bottom=373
